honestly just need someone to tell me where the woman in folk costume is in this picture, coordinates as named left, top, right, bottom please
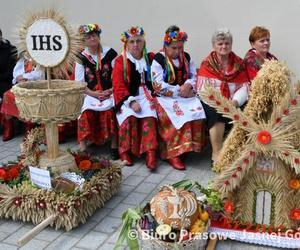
left=112, top=26, right=157, bottom=170
left=197, top=28, right=249, bottom=165
left=75, top=24, right=119, bottom=159
left=0, top=52, right=44, bottom=141
left=244, top=26, right=277, bottom=82
left=151, top=25, right=206, bottom=171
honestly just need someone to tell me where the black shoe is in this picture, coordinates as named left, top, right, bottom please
left=110, top=148, right=120, bottom=160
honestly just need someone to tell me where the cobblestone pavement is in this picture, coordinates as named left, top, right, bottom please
left=0, top=135, right=288, bottom=250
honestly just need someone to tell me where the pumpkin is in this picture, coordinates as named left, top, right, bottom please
left=79, top=160, right=92, bottom=171
left=150, top=185, right=198, bottom=230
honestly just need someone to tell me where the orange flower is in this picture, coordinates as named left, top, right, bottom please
left=289, top=179, right=300, bottom=190
left=224, top=200, right=234, bottom=213
left=256, top=130, right=272, bottom=145
left=79, top=160, right=92, bottom=171
left=290, top=208, right=300, bottom=220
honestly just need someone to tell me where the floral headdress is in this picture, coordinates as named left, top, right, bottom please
left=120, top=26, right=145, bottom=43
left=120, top=26, right=150, bottom=83
left=79, top=24, right=101, bottom=35
left=164, top=30, right=188, bottom=46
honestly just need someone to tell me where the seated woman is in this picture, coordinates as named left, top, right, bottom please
left=151, top=25, right=206, bottom=171
left=112, top=26, right=157, bottom=170
left=244, top=26, right=277, bottom=82
left=1, top=52, right=44, bottom=141
left=197, top=28, right=249, bottom=165
left=75, top=24, right=119, bottom=159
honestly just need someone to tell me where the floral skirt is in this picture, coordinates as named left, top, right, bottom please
left=118, top=116, right=157, bottom=156
left=155, top=100, right=207, bottom=159
left=78, top=109, right=118, bottom=144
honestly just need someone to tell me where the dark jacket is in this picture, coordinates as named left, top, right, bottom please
left=0, top=39, right=17, bottom=98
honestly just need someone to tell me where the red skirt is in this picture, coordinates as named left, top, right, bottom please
left=1, top=90, right=19, bottom=118
left=78, top=109, right=118, bottom=144
left=118, top=116, right=157, bottom=156
left=155, top=99, right=207, bottom=159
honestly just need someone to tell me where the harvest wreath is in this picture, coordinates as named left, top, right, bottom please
left=0, top=128, right=122, bottom=232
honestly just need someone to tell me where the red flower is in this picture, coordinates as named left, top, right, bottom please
left=209, top=95, right=215, bottom=100
left=130, top=27, right=137, bottom=35
left=242, top=121, right=248, bottom=127
left=37, top=200, right=47, bottom=209
left=224, top=107, right=229, bottom=112
left=13, top=197, right=22, bottom=207
left=295, top=158, right=300, bottom=164
left=275, top=117, right=281, bottom=124
left=0, top=169, right=7, bottom=182
left=243, top=159, right=249, bottom=164
left=291, top=99, right=297, bottom=106
left=232, top=173, right=237, bottom=178
left=236, top=166, right=242, bottom=171
left=216, top=101, right=221, bottom=106
left=224, top=200, right=234, bottom=213
left=283, top=109, right=289, bottom=115
left=250, top=151, right=256, bottom=157
left=233, top=114, right=240, bottom=120
left=7, top=167, right=19, bottom=180
left=256, top=130, right=272, bottom=145
left=290, top=208, right=300, bottom=220
left=224, top=180, right=230, bottom=186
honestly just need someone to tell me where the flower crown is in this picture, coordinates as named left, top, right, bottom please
left=164, top=30, right=188, bottom=45
left=121, top=26, right=145, bottom=43
left=79, top=24, right=101, bottom=35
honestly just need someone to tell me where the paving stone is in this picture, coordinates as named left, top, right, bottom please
left=75, top=231, right=108, bottom=250
left=133, top=167, right=151, bottom=177
left=0, top=231, right=9, bottom=241
left=89, top=208, right=111, bottom=223
left=100, top=242, right=127, bottom=250
left=122, top=192, right=148, bottom=205
left=65, top=220, right=97, bottom=238
left=3, top=226, right=30, bottom=245
left=166, top=171, right=186, bottom=181
left=19, top=239, right=49, bottom=250
left=0, top=221, right=23, bottom=234
left=109, top=203, right=133, bottom=218
left=33, top=227, right=63, bottom=242
left=117, top=184, right=135, bottom=197
left=134, top=182, right=157, bottom=194
left=123, top=175, right=145, bottom=186
left=103, top=195, right=124, bottom=209
left=94, top=217, right=121, bottom=234
left=44, top=234, right=79, bottom=250
left=0, top=242, right=17, bottom=250
left=144, top=173, right=165, bottom=184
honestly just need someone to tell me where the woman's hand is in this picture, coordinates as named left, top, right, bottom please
left=129, top=101, right=142, bottom=113
left=179, top=83, right=194, bottom=98
left=16, top=75, right=28, bottom=83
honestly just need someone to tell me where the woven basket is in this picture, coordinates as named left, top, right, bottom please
left=137, top=222, right=209, bottom=250
left=12, top=80, right=86, bottom=123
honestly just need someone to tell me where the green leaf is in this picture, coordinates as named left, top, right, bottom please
left=114, top=207, right=142, bottom=250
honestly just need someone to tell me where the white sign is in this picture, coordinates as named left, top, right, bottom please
left=26, top=18, right=69, bottom=67
left=29, top=166, right=52, bottom=189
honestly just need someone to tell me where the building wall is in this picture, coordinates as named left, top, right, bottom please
left=1, top=0, right=300, bottom=78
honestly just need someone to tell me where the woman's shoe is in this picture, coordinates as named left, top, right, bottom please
left=120, top=152, right=133, bottom=166
left=145, top=150, right=156, bottom=170
left=167, top=157, right=185, bottom=170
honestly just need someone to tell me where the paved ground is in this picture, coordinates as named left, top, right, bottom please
left=0, top=133, right=290, bottom=249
